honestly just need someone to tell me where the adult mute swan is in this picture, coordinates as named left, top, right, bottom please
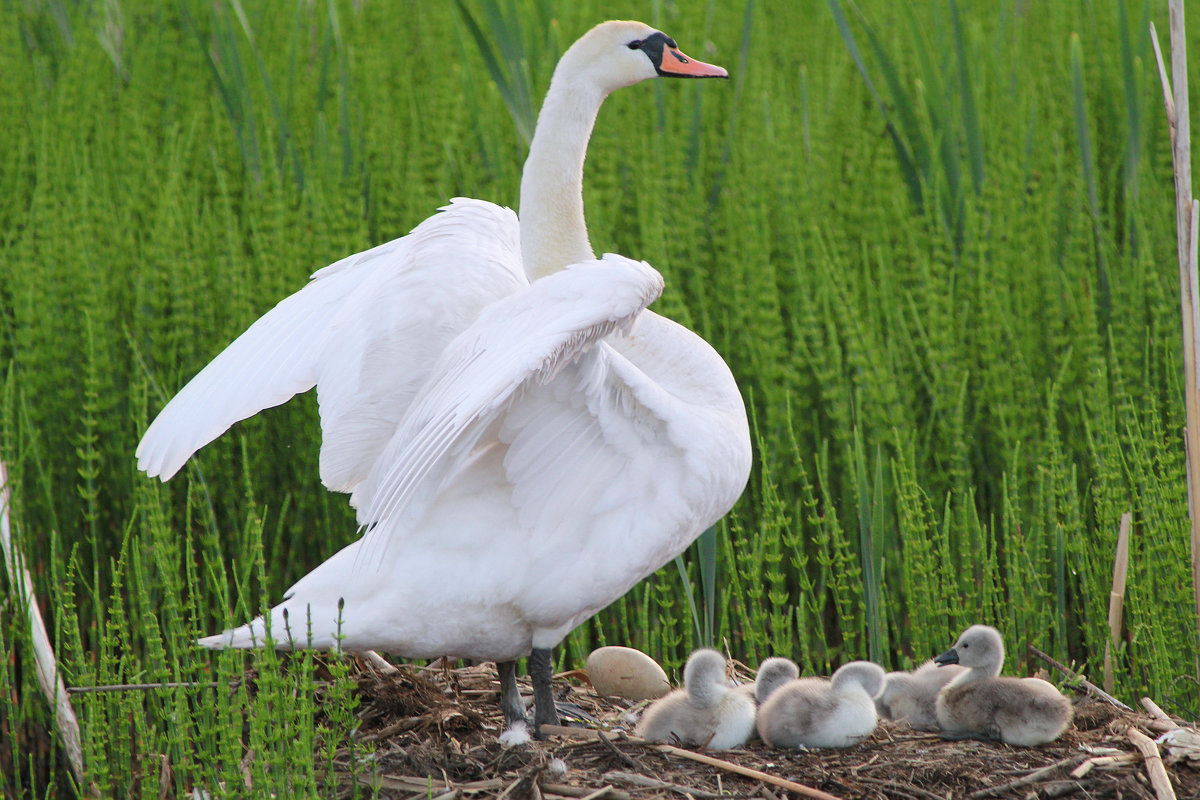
left=934, top=625, right=1072, bottom=745
left=135, top=20, right=749, bottom=738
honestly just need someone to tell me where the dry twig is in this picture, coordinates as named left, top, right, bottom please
left=1143, top=697, right=1182, bottom=730
left=1128, top=727, right=1178, bottom=800
left=1026, top=644, right=1132, bottom=710
left=966, top=756, right=1080, bottom=799
left=1071, top=753, right=1138, bottom=779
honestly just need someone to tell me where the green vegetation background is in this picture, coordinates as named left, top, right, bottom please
left=2, top=0, right=1199, bottom=794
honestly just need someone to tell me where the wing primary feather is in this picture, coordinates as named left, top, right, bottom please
left=350, top=256, right=664, bottom=573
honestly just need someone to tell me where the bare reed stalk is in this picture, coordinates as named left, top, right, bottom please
left=0, top=460, right=84, bottom=786
left=1127, top=727, right=1177, bottom=800
left=1104, top=511, right=1131, bottom=693
left=1150, top=0, right=1200, bottom=693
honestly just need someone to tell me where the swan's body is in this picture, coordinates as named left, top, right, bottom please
left=135, top=21, right=743, bottom=734
left=876, top=659, right=965, bottom=731
left=756, top=661, right=885, bottom=749
left=637, top=649, right=756, bottom=749
left=934, top=626, right=1072, bottom=746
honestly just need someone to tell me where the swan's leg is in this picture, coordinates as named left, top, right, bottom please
left=497, top=660, right=528, bottom=728
left=530, top=647, right=560, bottom=735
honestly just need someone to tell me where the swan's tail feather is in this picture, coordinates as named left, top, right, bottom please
left=197, top=617, right=279, bottom=650
left=196, top=599, right=350, bottom=652
left=196, top=611, right=328, bottom=651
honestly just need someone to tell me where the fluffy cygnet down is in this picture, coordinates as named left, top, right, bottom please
left=876, top=659, right=966, bottom=731
left=734, top=656, right=800, bottom=705
left=756, top=661, right=886, bottom=749
left=637, top=649, right=756, bottom=749
left=934, top=625, right=1073, bottom=746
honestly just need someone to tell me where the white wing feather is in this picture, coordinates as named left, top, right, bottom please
left=352, top=254, right=666, bottom=558
left=135, top=198, right=524, bottom=485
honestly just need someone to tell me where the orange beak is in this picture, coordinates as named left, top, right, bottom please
left=658, top=47, right=729, bottom=79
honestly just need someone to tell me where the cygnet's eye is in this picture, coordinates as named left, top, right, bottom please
left=627, top=39, right=644, bottom=50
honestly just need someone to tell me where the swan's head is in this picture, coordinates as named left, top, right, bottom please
left=934, top=624, right=1005, bottom=675
left=555, top=20, right=728, bottom=95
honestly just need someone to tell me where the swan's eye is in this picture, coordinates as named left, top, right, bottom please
left=627, top=39, right=643, bottom=50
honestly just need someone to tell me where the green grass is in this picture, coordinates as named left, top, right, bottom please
left=2, top=0, right=1199, bottom=795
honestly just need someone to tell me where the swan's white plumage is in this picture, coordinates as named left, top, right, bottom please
left=136, top=198, right=525, bottom=489
left=193, top=253, right=747, bottom=657
left=139, top=19, right=748, bottom=667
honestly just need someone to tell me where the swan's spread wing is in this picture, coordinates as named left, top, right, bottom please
left=135, top=198, right=524, bottom=483
left=312, top=200, right=524, bottom=492
left=352, top=254, right=666, bottom=550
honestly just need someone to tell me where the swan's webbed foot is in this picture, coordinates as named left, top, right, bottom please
left=530, top=647, right=560, bottom=737
left=497, top=659, right=530, bottom=741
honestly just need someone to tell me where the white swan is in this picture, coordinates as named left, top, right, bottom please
left=875, top=659, right=965, bottom=731
left=934, top=625, right=1072, bottom=745
left=755, top=661, right=885, bottom=749
left=134, top=20, right=746, bottom=737
left=636, top=649, right=756, bottom=749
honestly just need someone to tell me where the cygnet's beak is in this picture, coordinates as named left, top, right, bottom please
left=933, top=648, right=960, bottom=667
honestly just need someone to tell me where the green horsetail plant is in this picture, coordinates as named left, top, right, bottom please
left=851, top=431, right=887, bottom=665
left=1070, top=33, right=1111, bottom=332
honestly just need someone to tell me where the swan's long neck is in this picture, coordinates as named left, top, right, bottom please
left=520, top=78, right=606, bottom=281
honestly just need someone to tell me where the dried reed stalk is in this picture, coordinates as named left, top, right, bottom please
left=1127, top=727, right=1178, bottom=800
left=1104, top=511, right=1132, bottom=693
left=0, top=460, right=85, bottom=786
left=1151, top=0, right=1200, bottom=696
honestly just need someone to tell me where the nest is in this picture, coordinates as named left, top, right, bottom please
left=314, top=658, right=1200, bottom=800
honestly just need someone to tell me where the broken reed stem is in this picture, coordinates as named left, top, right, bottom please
left=1026, top=644, right=1132, bottom=711
left=1152, top=2, right=1200, bottom=703
left=1142, top=697, right=1181, bottom=729
left=0, top=460, right=85, bottom=787
left=1071, top=753, right=1138, bottom=779
left=358, top=650, right=400, bottom=676
left=1127, top=727, right=1178, bottom=800
left=1104, top=511, right=1132, bottom=693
